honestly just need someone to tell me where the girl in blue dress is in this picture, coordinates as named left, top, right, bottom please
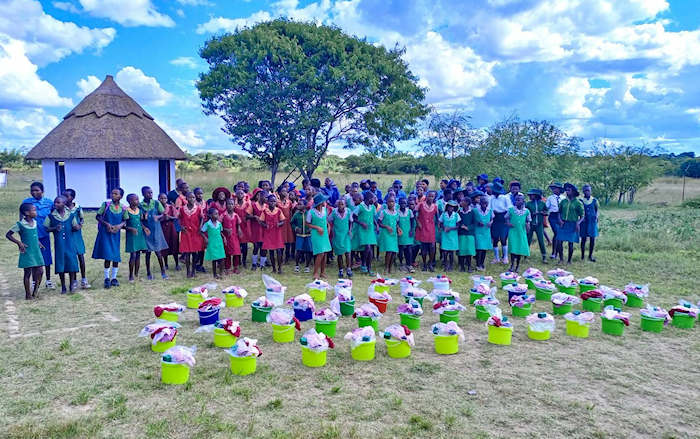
left=140, top=186, right=169, bottom=280
left=44, top=196, right=79, bottom=293
left=92, top=187, right=126, bottom=289
left=579, top=184, right=599, bottom=262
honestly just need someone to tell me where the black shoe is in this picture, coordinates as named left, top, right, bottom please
left=111, top=278, right=120, bottom=287
left=588, top=257, right=596, bottom=262
left=104, top=278, right=111, bottom=289
left=196, top=265, right=206, bottom=273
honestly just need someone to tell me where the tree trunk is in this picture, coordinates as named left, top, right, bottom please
left=270, top=163, right=278, bottom=188
left=628, top=187, right=636, bottom=204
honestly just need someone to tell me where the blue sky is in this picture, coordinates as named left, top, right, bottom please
left=1, top=0, right=700, bottom=155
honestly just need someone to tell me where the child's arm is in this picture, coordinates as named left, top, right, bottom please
left=5, top=229, right=27, bottom=253
left=397, top=225, right=403, bottom=237
left=237, top=224, right=242, bottom=238
left=504, top=210, right=513, bottom=228
left=44, top=216, right=60, bottom=232
left=143, top=226, right=151, bottom=236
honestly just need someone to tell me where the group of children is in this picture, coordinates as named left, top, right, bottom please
left=7, top=175, right=599, bottom=299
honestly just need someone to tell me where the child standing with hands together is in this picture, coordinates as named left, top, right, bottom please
left=6, top=203, right=45, bottom=299
left=92, top=188, right=126, bottom=289
left=259, top=194, right=286, bottom=274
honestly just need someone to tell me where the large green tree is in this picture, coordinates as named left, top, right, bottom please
left=197, top=19, right=428, bottom=182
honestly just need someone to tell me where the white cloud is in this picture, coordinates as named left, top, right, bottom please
left=170, top=56, right=199, bottom=69
left=0, top=36, right=73, bottom=109
left=157, top=120, right=205, bottom=149
left=0, top=0, right=115, bottom=66
left=113, top=67, right=172, bottom=107
left=196, top=11, right=272, bottom=34
left=77, top=0, right=174, bottom=27
left=76, top=75, right=102, bottom=98
left=176, top=9, right=185, bottom=18
left=176, top=0, right=212, bottom=5
left=0, top=109, right=61, bottom=147
left=52, top=1, right=81, bottom=14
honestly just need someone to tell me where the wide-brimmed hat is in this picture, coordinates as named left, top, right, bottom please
left=313, top=193, right=329, bottom=207
left=446, top=200, right=459, bottom=208
left=477, top=173, right=488, bottom=182
left=493, top=177, right=504, bottom=185
left=393, top=179, right=402, bottom=186
left=492, top=182, right=506, bottom=195
left=549, top=182, right=564, bottom=190
left=469, top=190, right=485, bottom=198
left=212, top=187, right=231, bottom=200
left=527, top=188, right=543, bottom=197
left=509, top=180, right=521, bottom=189
left=251, top=188, right=262, bottom=198
left=564, top=183, right=580, bottom=197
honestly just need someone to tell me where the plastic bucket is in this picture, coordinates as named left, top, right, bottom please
left=294, top=307, right=313, bottom=322
left=565, top=320, right=590, bottom=338
left=500, top=278, right=517, bottom=288
left=224, top=294, right=244, bottom=308
left=198, top=308, right=220, bottom=326
left=475, top=305, right=490, bottom=322
left=535, top=287, right=553, bottom=301
left=625, top=294, right=644, bottom=308
left=315, top=319, right=338, bottom=338
left=266, top=290, right=285, bottom=306
left=556, top=284, right=577, bottom=295
left=213, top=328, right=237, bottom=348
left=582, top=298, right=602, bottom=312
left=351, top=341, right=376, bottom=361
left=339, top=300, right=355, bottom=316
left=640, top=315, right=664, bottom=333
left=439, top=310, right=460, bottom=324
left=301, top=346, right=327, bottom=367
left=487, top=325, right=513, bottom=345
left=527, top=327, right=551, bottom=341
left=385, top=339, right=411, bottom=359
left=357, top=316, right=378, bottom=332
left=308, top=288, right=327, bottom=303
left=434, top=334, right=459, bottom=355
left=272, top=323, right=295, bottom=343
left=400, top=313, right=421, bottom=330
left=404, top=296, right=424, bottom=306
left=672, top=313, right=695, bottom=329
left=368, top=297, right=389, bottom=313
left=161, top=361, right=190, bottom=385
left=548, top=275, right=558, bottom=282
left=159, top=311, right=179, bottom=322
left=469, top=290, right=485, bottom=304
left=579, top=284, right=597, bottom=293
left=229, top=355, right=256, bottom=376
left=151, top=337, right=176, bottom=353
left=251, top=305, right=271, bottom=322
left=601, top=318, right=625, bottom=336
left=511, top=304, right=532, bottom=317
left=603, top=298, right=624, bottom=309
left=524, top=278, right=537, bottom=290
left=187, top=292, right=203, bottom=309
left=552, top=303, right=572, bottom=316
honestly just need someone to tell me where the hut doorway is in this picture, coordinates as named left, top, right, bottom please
left=158, top=159, right=170, bottom=195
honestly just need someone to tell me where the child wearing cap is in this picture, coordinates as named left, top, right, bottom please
left=525, top=188, right=548, bottom=264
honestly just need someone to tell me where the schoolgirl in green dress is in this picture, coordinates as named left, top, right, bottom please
left=63, top=189, right=89, bottom=289
left=438, top=200, right=459, bottom=271
left=93, top=187, right=126, bottom=289
left=6, top=203, right=44, bottom=299
left=378, top=195, right=400, bottom=274
left=44, top=196, right=80, bottom=293
left=201, top=207, right=226, bottom=279
left=140, top=186, right=169, bottom=280
left=457, top=195, right=476, bottom=272
left=473, top=194, right=494, bottom=271
left=328, top=198, right=353, bottom=278
left=353, top=191, right=378, bottom=275
left=306, top=193, right=332, bottom=279
left=125, top=194, right=149, bottom=282
left=397, top=197, right=415, bottom=273
left=505, top=194, right=531, bottom=273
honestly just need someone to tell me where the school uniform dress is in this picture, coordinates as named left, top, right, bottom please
left=45, top=210, right=79, bottom=274
left=546, top=194, right=561, bottom=238
left=92, top=202, right=124, bottom=263
left=161, top=203, right=179, bottom=256
left=436, top=199, right=447, bottom=246
left=22, top=196, right=53, bottom=266
left=68, top=204, right=86, bottom=255
left=11, top=219, right=44, bottom=268
left=277, top=199, right=295, bottom=244
left=291, top=211, right=312, bottom=253
left=457, top=208, right=476, bottom=256
left=439, top=211, right=459, bottom=251
left=377, top=207, right=399, bottom=253
left=233, top=200, right=252, bottom=244
left=208, top=200, right=228, bottom=217
left=354, top=202, right=377, bottom=247
left=506, top=207, right=531, bottom=257
left=307, top=207, right=332, bottom=255
left=222, top=211, right=242, bottom=256
left=178, top=205, right=204, bottom=253
left=201, top=220, right=225, bottom=261
left=490, top=195, right=513, bottom=242
left=248, top=202, right=265, bottom=244
left=525, top=199, right=548, bottom=257
left=125, top=207, right=148, bottom=253
left=397, top=209, right=414, bottom=248
left=558, top=198, right=584, bottom=243
left=474, top=207, right=494, bottom=251
left=328, top=209, right=352, bottom=256
left=415, top=202, right=438, bottom=244
left=580, top=197, right=599, bottom=239
left=140, top=199, right=168, bottom=253
left=259, top=206, right=285, bottom=251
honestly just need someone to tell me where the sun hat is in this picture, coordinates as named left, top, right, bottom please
left=549, top=182, right=564, bottom=190
left=469, top=190, right=485, bottom=198
left=313, top=193, right=329, bottom=207
left=212, top=187, right=231, bottom=200
left=563, top=183, right=580, bottom=197
left=526, top=188, right=543, bottom=197
left=446, top=200, right=459, bottom=207
left=492, top=182, right=506, bottom=195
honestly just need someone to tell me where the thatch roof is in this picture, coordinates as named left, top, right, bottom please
left=26, top=75, right=186, bottom=160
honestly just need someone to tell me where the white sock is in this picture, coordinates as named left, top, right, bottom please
left=104, top=269, right=110, bottom=279
left=112, top=267, right=119, bottom=279
left=260, top=256, right=267, bottom=267
left=503, top=246, right=508, bottom=259
left=82, top=277, right=88, bottom=282
left=493, top=247, right=500, bottom=259
left=252, top=255, right=258, bottom=265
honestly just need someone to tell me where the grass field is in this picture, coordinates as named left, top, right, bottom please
left=0, top=170, right=699, bottom=439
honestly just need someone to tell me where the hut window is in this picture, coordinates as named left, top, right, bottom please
left=105, top=161, right=120, bottom=198
left=158, top=160, right=170, bottom=194
left=54, top=161, right=66, bottom=195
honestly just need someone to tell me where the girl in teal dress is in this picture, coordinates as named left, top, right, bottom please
left=474, top=195, right=494, bottom=271
left=457, top=196, right=476, bottom=272
left=6, top=203, right=44, bottom=299
left=63, top=189, right=89, bottom=289
left=349, top=192, right=363, bottom=267
left=93, top=187, right=126, bottom=289
left=201, top=207, right=226, bottom=279
left=397, top=197, right=415, bottom=273
left=378, top=195, right=400, bottom=274
left=505, top=194, right=531, bottom=273
left=44, top=196, right=79, bottom=293
left=306, top=193, right=332, bottom=279
left=125, top=194, right=149, bottom=282
left=353, top=191, right=378, bottom=275
left=328, top=198, right=353, bottom=278
left=439, top=200, right=459, bottom=271
left=140, top=186, right=169, bottom=280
